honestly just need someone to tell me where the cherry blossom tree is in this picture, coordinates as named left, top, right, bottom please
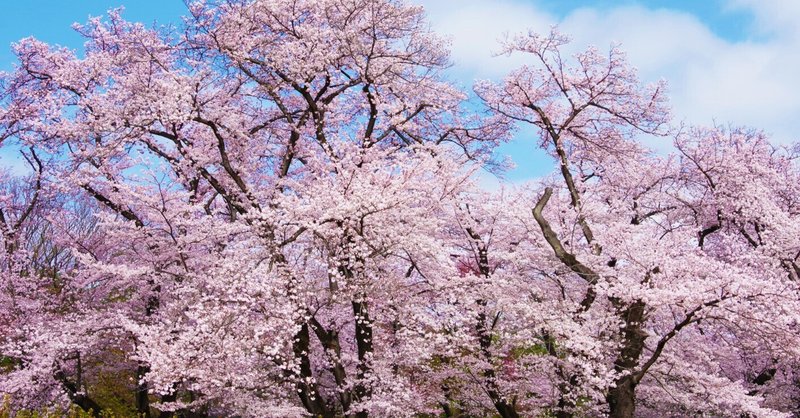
left=1, top=2, right=799, bottom=417
left=1, top=0, right=507, bottom=416
left=476, top=29, right=800, bottom=417
left=0, top=152, right=126, bottom=413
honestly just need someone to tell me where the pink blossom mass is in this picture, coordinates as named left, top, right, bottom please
left=1, top=1, right=799, bottom=417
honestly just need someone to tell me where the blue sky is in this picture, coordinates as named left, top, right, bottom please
left=539, top=0, right=753, bottom=41
left=0, top=1, right=185, bottom=71
left=1, top=0, right=797, bottom=183
left=0, top=0, right=754, bottom=66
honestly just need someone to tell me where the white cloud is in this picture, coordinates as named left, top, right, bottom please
left=420, top=0, right=554, bottom=80
left=726, top=0, right=800, bottom=39
left=418, top=0, right=800, bottom=145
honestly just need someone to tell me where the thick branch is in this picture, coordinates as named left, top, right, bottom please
left=532, top=187, right=600, bottom=311
left=308, top=315, right=352, bottom=411
left=527, top=104, right=597, bottom=253
left=633, top=298, right=721, bottom=383
left=82, top=184, right=144, bottom=228
left=54, top=367, right=103, bottom=416
left=13, top=148, right=43, bottom=231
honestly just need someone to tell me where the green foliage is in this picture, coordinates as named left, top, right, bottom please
left=0, top=396, right=124, bottom=417
left=509, top=342, right=550, bottom=358
left=0, top=357, right=17, bottom=373
left=82, top=349, right=138, bottom=417
left=0, top=347, right=139, bottom=417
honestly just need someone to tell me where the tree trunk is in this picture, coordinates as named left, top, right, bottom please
left=157, top=388, right=178, bottom=418
left=466, top=228, right=519, bottom=418
left=607, top=300, right=647, bottom=418
left=352, top=298, right=373, bottom=418
left=293, top=323, right=331, bottom=418
left=53, top=367, right=104, bottom=417
left=476, top=303, right=519, bottom=418
left=135, top=363, right=151, bottom=417
left=136, top=282, right=164, bottom=418
left=309, top=316, right=352, bottom=412
left=553, top=379, right=576, bottom=418
left=607, top=376, right=637, bottom=418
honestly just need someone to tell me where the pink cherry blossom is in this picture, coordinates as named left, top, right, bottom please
left=1, top=2, right=798, bottom=418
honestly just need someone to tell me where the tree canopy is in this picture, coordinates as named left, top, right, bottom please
left=1, top=1, right=799, bottom=417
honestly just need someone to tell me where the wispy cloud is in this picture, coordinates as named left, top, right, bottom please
left=419, top=0, right=800, bottom=145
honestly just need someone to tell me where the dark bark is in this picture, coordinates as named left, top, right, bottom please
left=607, top=376, right=637, bottom=418
left=309, top=315, right=352, bottom=412
left=54, top=367, right=103, bottom=416
left=465, top=228, right=519, bottom=418
left=440, top=402, right=458, bottom=417
left=292, top=323, right=331, bottom=418
left=532, top=188, right=654, bottom=416
left=333, top=236, right=375, bottom=418
left=532, top=188, right=599, bottom=312
left=543, top=332, right=577, bottom=418
left=554, top=386, right=576, bottom=418
left=521, top=107, right=599, bottom=255
left=157, top=389, right=212, bottom=418
left=439, top=378, right=463, bottom=418
left=157, top=390, right=177, bottom=418
left=475, top=301, right=519, bottom=418
left=748, top=365, right=777, bottom=396
left=753, top=367, right=777, bottom=386
left=82, top=183, right=156, bottom=415
left=352, top=298, right=373, bottom=418
left=136, top=280, right=163, bottom=417
left=607, top=301, right=647, bottom=418
left=135, top=363, right=151, bottom=417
